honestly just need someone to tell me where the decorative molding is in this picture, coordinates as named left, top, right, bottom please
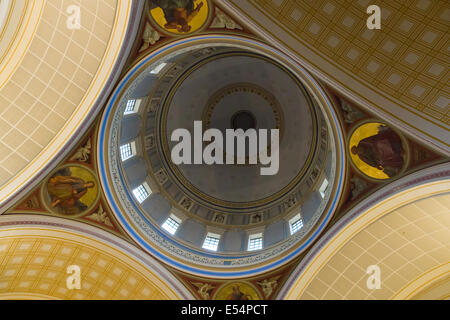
left=0, top=214, right=195, bottom=300
left=212, top=212, right=226, bottom=224
left=192, top=282, right=216, bottom=300
left=70, top=138, right=92, bottom=163
left=139, top=21, right=162, bottom=52
left=86, top=204, right=113, bottom=227
left=278, top=163, right=450, bottom=299
left=155, top=168, right=169, bottom=185
left=210, top=7, right=243, bottom=30
left=257, top=275, right=280, bottom=298
left=179, top=196, right=194, bottom=211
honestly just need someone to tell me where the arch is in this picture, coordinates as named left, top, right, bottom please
left=279, top=163, right=450, bottom=299
left=0, top=214, right=194, bottom=300
left=393, top=263, right=450, bottom=300
left=0, top=0, right=143, bottom=213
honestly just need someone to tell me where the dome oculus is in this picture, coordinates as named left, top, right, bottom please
left=170, top=120, right=280, bottom=176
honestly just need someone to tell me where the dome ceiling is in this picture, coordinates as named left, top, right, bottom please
left=98, top=35, right=345, bottom=277
left=1, top=0, right=448, bottom=299
left=162, top=51, right=318, bottom=208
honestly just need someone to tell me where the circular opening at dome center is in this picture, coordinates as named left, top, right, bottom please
left=231, top=110, right=256, bottom=131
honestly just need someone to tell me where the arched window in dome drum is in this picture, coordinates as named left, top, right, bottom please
left=162, top=214, right=182, bottom=235
left=248, top=233, right=263, bottom=251
left=202, top=232, right=220, bottom=251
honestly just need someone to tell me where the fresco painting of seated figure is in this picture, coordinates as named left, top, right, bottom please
left=349, top=122, right=406, bottom=180
left=45, top=166, right=99, bottom=215
left=214, top=282, right=261, bottom=300
left=149, top=0, right=209, bottom=34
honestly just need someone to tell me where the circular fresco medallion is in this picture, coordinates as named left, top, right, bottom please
left=214, top=282, right=261, bottom=300
left=43, top=165, right=99, bottom=215
left=349, top=122, right=407, bottom=180
left=149, top=0, right=210, bottom=35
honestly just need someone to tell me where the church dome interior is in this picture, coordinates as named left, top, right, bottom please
left=99, top=37, right=344, bottom=277
left=0, top=0, right=448, bottom=302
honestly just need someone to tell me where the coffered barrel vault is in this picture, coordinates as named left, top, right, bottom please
left=221, top=0, right=450, bottom=154
left=0, top=0, right=142, bottom=212
left=280, top=164, right=450, bottom=300
left=0, top=215, right=193, bottom=299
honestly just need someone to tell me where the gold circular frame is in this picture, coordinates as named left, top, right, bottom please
left=347, top=120, right=410, bottom=181
left=41, top=164, right=100, bottom=218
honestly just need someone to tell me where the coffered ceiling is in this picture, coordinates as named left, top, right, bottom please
left=0, top=0, right=140, bottom=211
left=220, top=0, right=450, bottom=154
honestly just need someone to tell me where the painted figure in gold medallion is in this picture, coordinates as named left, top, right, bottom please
left=46, top=167, right=98, bottom=215
left=226, top=284, right=252, bottom=300
left=351, top=124, right=405, bottom=178
left=150, top=0, right=204, bottom=33
left=214, top=282, right=261, bottom=300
